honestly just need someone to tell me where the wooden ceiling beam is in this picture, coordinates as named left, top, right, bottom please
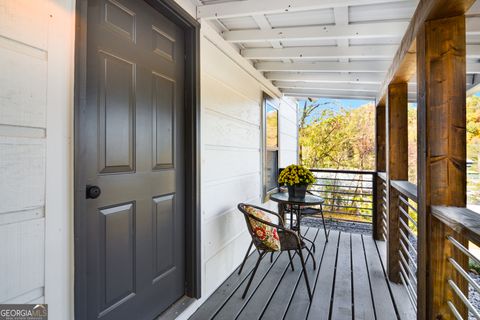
left=376, top=0, right=476, bottom=105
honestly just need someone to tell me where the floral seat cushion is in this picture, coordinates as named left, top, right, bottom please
left=245, top=206, right=281, bottom=251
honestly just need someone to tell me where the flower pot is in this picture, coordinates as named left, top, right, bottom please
left=287, top=184, right=307, bottom=199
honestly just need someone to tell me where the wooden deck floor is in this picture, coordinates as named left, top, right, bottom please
left=189, top=228, right=415, bottom=320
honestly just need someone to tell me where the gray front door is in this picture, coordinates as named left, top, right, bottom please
left=84, top=0, right=185, bottom=319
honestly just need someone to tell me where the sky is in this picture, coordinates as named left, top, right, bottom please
left=298, top=98, right=373, bottom=114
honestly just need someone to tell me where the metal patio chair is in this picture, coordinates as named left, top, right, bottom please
left=237, top=203, right=313, bottom=301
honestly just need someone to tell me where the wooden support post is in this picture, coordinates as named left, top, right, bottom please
left=417, top=15, right=468, bottom=320
left=386, top=82, right=408, bottom=284
left=374, top=102, right=386, bottom=240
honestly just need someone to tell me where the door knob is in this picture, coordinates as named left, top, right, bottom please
left=86, top=185, right=101, bottom=199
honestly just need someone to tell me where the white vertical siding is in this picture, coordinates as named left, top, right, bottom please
left=200, top=37, right=298, bottom=298
left=0, top=0, right=75, bottom=318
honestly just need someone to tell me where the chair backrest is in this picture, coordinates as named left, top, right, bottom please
left=238, top=203, right=281, bottom=251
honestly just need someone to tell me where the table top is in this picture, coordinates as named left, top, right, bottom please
left=269, top=192, right=324, bottom=205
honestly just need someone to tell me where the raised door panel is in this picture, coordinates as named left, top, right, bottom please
left=98, top=52, right=135, bottom=174
left=152, top=195, right=175, bottom=282
left=98, top=203, right=136, bottom=316
left=103, top=0, right=136, bottom=42
left=152, top=72, right=175, bottom=170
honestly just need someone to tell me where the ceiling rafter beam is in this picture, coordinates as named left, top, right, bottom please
left=265, top=72, right=386, bottom=84
left=223, top=21, right=409, bottom=43
left=275, top=80, right=417, bottom=92
left=256, top=61, right=391, bottom=73
left=275, top=81, right=381, bottom=92
left=242, top=45, right=398, bottom=60
left=282, top=89, right=417, bottom=101
left=197, top=0, right=414, bottom=20
left=241, top=41, right=480, bottom=61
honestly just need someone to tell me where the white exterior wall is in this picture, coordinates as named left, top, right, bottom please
left=0, top=0, right=75, bottom=319
left=182, top=23, right=299, bottom=318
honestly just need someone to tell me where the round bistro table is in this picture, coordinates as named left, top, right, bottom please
left=269, top=192, right=325, bottom=263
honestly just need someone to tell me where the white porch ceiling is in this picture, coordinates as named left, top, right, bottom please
left=197, top=0, right=480, bottom=102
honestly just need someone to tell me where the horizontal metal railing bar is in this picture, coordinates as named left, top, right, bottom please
left=382, top=218, right=388, bottom=229
left=399, top=269, right=418, bottom=312
left=447, top=236, right=480, bottom=266
left=323, top=203, right=373, bottom=211
left=313, top=178, right=373, bottom=184
left=398, top=219, right=417, bottom=241
left=399, top=260, right=418, bottom=300
left=310, top=189, right=373, bottom=197
left=448, top=279, right=480, bottom=319
left=399, top=206, right=418, bottom=228
left=322, top=210, right=372, bottom=218
left=400, top=218, right=418, bottom=240
left=399, top=250, right=418, bottom=287
left=311, top=183, right=373, bottom=189
left=448, top=257, right=480, bottom=294
left=312, top=196, right=373, bottom=204
left=382, top=225, right=388, bottom=237
left=381, top=212, right=387, bottom=222
left=399, top=229, right=418, bottom=257
left=309, top=168, right=376, bottom=175
left=399, top=195, right=418, bottom=212
left=447, top=301, right=463, bottom=320
left=399, top=239, right=418, bottom=271
left=325, top=216, right=373, bottom=224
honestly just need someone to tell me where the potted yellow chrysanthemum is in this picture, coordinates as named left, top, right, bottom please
left=278, top=164, right=316, bottom=198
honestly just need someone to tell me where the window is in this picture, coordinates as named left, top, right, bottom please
left=263, top=94, right=279, bottom=200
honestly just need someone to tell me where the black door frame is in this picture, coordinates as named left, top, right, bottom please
left=73, top=1, right=201, bottom=318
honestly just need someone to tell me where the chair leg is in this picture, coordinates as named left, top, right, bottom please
left=321, top=212, right=329, bottom=242
left=302, top=236, right=316, bottom=253
left=287, top=250, right=295, bottom=271
left=297, top=249, right=313, bottom=301
left=304, top=246, right=316, bottom=270
left=242, top=251, right=265, bottom=299
left=238, top=241, right=254, bottom=275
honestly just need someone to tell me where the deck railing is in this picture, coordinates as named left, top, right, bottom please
left=390, top=179, right=418, bottom=312
left=306, top=168, right=375, bottom=224
left=377, top=172, right=388, bottom=240
left=430, top=206, right=480, bottom=319
left=379, top=179, right=480, bottom=319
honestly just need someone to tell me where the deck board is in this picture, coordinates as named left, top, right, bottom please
left=260, top=228, right=317, bottom=319
left=331, top=232, right=353, bottom=319
left=306, top=231, right=340, bottom=320
left=376, top=240, right=416, bottom=319
left=283, top=228, right=326, bottom=320
left=236, top=228, right=316, bottom=320
left=351, top=233, right=376, bottom=320
left=363, top=235, right=398, bottom=319
left=189, top=229, right=413, bottom=320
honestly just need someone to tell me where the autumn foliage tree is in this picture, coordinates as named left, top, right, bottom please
left=299, top=103, right=375, bottom=170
